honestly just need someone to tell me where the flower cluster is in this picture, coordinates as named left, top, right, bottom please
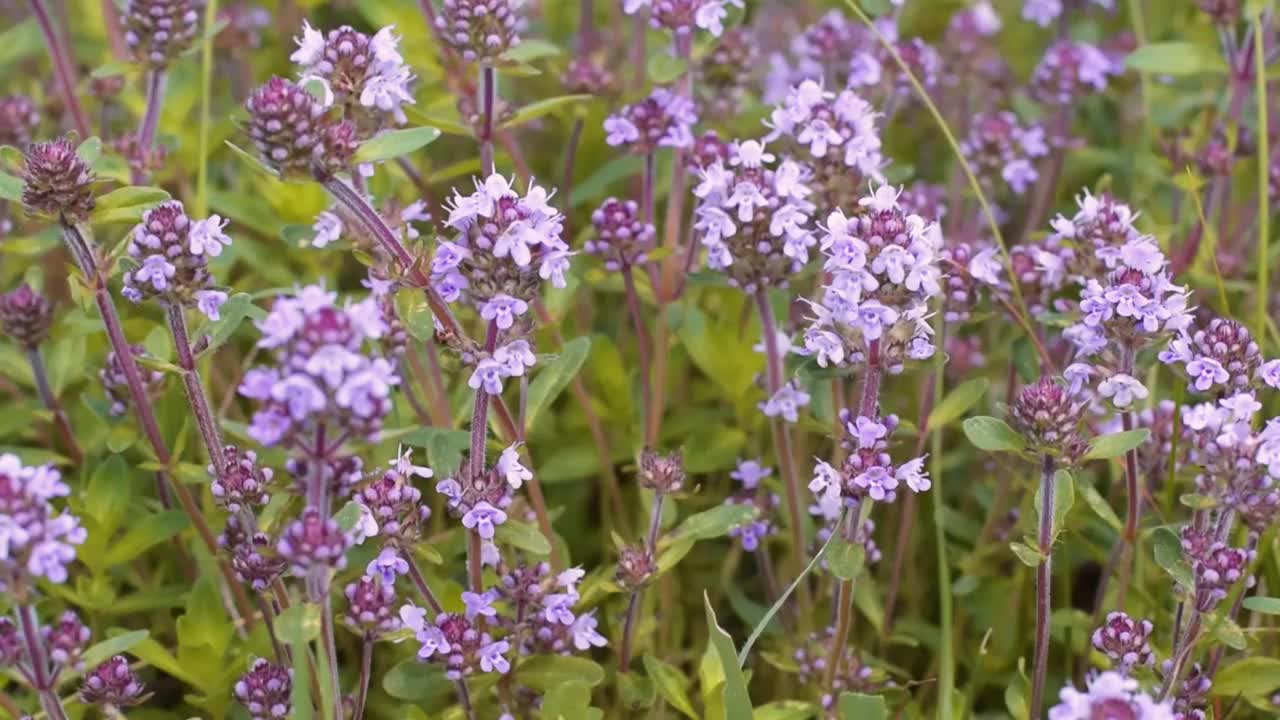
left=0, top=284, right=54, bottom=350
left=1091, top=612, right=1155, bottom=672
left=623, top=0, right=743, bottom=38
left=960, top=111, right=1049, bottom=195
left=792, top=628, right=889, bottom=709
left=762, top=11, right=872, bottom=103
left=355, top=450, right=433, bottom=547
left=79, top=655, right=147, bottom=708
left=435, top=443, right=532, bottom=543
left=21, top=137, right=97, bottom=223
left=1182, top=525, right=1252, bottom=612
left=1175, top=392, right=1280, bottom=535
left=244, top=77, right=358, bottom=179
left=604, top=88, right=698, bottom=153
left=1032, top=40, right=1113, bottom=105
left=495, top=563, right=607, bottom=655
left=235, top=659, right=292, bottom=720
left=399, top=603, right=512, bottom=679
left=800, top=186, right=943, bottom=373
left=437, top=0, right=523, bottom=63
left=123, top=0, right=202, bottom=66
left=810, top=411, right=930, bottom=516
left=1048, top=671, right=1172, bottom=720
left=239, top=285, right=398, bottom=448
left=1037, top=190, right=1144, bottom=291
left=44, top=610, right=91, bottom=668
left=697, top=28, right=759, bottom=118
left=1160, top=316, right=1275, bottom=395
left=290, top=22, right=415, bottom=125
left=1023, top=0, right=1113, bottom=27
left=344, top=573, right=401, bottom=638
left=724, top=459, right=778, bottom=552
left=276, top=508, right=351, bottom=578
left=764, top=80, right=884, bottom=214
left=691, top=139, right=816, bottom=292
left=0, top=454, right=85, bottom=588
left=587, top=197, right=655, bottom=271
left=121, top=201, right=232, bottom=319
left=99, top=343, right=166, bottom=418
left=1009, top=377, right=1089, bottom=460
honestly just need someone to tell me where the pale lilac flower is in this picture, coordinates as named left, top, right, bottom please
left=854, top=465, right=898, bottom=501
left=760, top=380, right=811, bottom=423
left=1099, top=374, right=1148, bottom=408
left=462, top=502, right=507, bottom=539
left=1186, top=357, right=1229, bottom=392
left=730, top=459, right=771, bottom=490
left=895, top=456, right=930, bottom=493
left=469, top=358, right=505, bottom=395
left=312, top=211, right=343, bottom=248
left=1261, top=359, right=1280, bottom=389
left=1064, top=363, right=1095, bottom=395
left=479, top=294, right=529, bottom=330
left=570, top=611, right=608, bottom=650
left=196, top=290, right=228, bottom=321
left=479, top=639, right=510, bottom=674
left=1048, top=671, right=1172, bottom=720
left=366, top=547, right=409, bottom=585
left=462, top=590, right=498, bottom=620
left=496, top=445, right=532, bottom=489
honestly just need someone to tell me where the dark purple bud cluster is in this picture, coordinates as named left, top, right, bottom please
left=277, top=508, right=350, bottom=577
left=0, top=95, right=40, bottom=148
left=79, top=655, right=147, bottom=707
left=0, top=618, right=22, bottom=667
left=587, top=198, right=655, bottom=271
left=235, top=658, right=293, bottom=720
left=123, top=0, right=202, bottom=67
left=343, top=574, right=401, bottom=637
left=437, top=0, right=522, bottom=63
left=1191, top=541, right=1251, bottom=612
left=1008, top=377, right=1088, bottom=458
left=43, top=610, right=90, bottom=669
left=210, top=446, right=274, bottom=513
left=100, top=344, right=166, bottom=418
left=685, top=130, right=730, bottom=173
left=229, top=531, right=286, bottom=592
left=615, top=544, right=657, bottom=591
left=21, top=137, right=96, bottom=222
left=1185, top=318, right=1262, bottom=393
left=561, top=56, right=615, bottom=96
left=244, top=77, right=356, bottom=179
left=638, top=448, right=685, bottom=495
left=1091, top=612, right=1155, bottom=671
left=356, top=453, right=431, bottom=544
left=0, top=284, right=54, bottom=350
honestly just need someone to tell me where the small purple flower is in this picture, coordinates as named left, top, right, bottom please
left=366, top=547, right=409, bottom=585
left=851, top=416, right=887, bottom=449
left=496, top=445, right=532, bottom=489
left=468, top=358, right=506, bottom=395
left=570, top=610, right=608, bottom=650
left=462, top=590, right=498, bottom=620
left=853, top=465, right=897, bottom=501
left=479, top=294, right=529, bottom=330
left=461, top=502, right=507, bottom=539
left=1048, top=670, right=1171, bottom=720
left=1098, top=374, right=1148, bottom=409
left=1185, top=357, right=1229, bottom=392
left=79, top=655, right=146, bottom=707
left=479, top=639, right=511, bottom=674
left=760, top=380, right=811, bottom=423
left=1260, top=359, right=1280, bottom=389
left=895, top=457, right=930, bottom=493
left=730, top=459, right=771, bottom=490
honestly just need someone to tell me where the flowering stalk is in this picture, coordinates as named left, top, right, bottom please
left=133, top=69, right=168, bottom=183
left=353, top=636, right=373, bottom=720
left=754, top=290, right=807, bottom=580
left=27, top=0, right=91, bottom=139
left=618, top=493, right=665, bottom=672
left=658, top=32, right=694, bottom=298
left=57, top=219, right=256, bottom=626
left=621, top=264, right=654, bottom=444
left=15, top=605, right=70, bottom=720
left=1029, top=453, right=1056, bottom=719
left=165, top=303, right=227, bottom=469
left=23, top=348, right=83, bottom=464
left=479, top=65, right=497, bottom=176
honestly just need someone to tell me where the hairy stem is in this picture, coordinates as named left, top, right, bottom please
left=1030, top=454, right=1057, bottom=719
left=406, top=555, right=445, bottom=615
left=479, top=65, right=497, bottom=176
left=166, top=303, right=227, bottom=469
left=824, top=500, right=874, bottom=691
left=28, top=0, right=91, bottom=139
left=24, top=347, right=83, bottom=464
left=621, top=263, right=655, bottom=446
left=133, top=68, right=168, bottom=184
left=618, top=493, right=666, bottom=673
left=353, top=637, right=373, bottom=720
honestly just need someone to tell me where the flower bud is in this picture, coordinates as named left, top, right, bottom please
left=277, top=508, right=350, bottom=577
left=344, top=574, right=401, bottom=637
left=0, top=284, right=54, bottom=349
left=587, top=198, right=655, bottom=271
left=124, top=0, right=202, bottom=67
left=437, top=0, right=522, bottom=63
left=615, top=544, right=656, bottom=591
left=22, top=137, right=96, bottom=222
left=80, top=655, right=147, bottom=707
left=638, top=449, right=685, bottom=495
left=245, top=77, right=341, bottom=179
left=1091, top=612, right=1155, bottom=671
left=235, top=658, right=293, bottom=720
left=211, top=445, right=274, bottom=513
left=43, top=610, right=90, bottom=669
left=1009, top=377, right=1087, bottom=456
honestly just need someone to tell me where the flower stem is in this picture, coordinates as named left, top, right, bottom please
left=24, top=347, right=83, bottom=464
left=618, top=493, right=665, bottom=673
left=621, top=263, right=654, bottom=446
left=753, top=289, right=807, bottom=593
left=133, top=68, right=168, bottom=184
left=466, top=321, right=500, bottom=592
left=57, top=220, right=257, bottom=628
left=165, top=303, right=227, bottom=469
left=28, top=0, right=91, bottom=140
left=824, top=499, right=874, bottom=691
left=479, top=65, right=497, bottom=176
left=658, top=32, right=693, bottom=301
left=353, top=637, right=373, bottom=720
left=1029, top=454, right=1057, bottom=720
left=640, top=152, right=656, bottom=228
left=406, top=555, right=445, bottom=614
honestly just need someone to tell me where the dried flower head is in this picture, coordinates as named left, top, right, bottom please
left=615, top=544, right=657, bottom=590
left=22, top=137, right=96, bottom=222
left=0, top=284, right=54, bottom=349
left=639, top=449, right=686, bottom=494
left=124, top=0, right=202, bottom=66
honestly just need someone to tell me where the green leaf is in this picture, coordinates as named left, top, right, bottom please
left=703, top=592, right=752, bottom=719
left=518, top=655, right=606, bottom=690
left=753, top=701, right=818, bottom=720
left=0, top=18, right=43, bottom=71
left=858, top=0, right=893, bottom=16
left=1126, top=42, right=1228, bottom=76
left=352, top=126, right=442, bottom=164
left=0, top=170, right=21, bottom=202
left=837, top=692, right=887, bottom=720
left=1242, top=596, right=1280, bottom=615
left=80, top=630, right=149, bottom=670
left=501, top=94, right=593, bottom=130
left=176, top=576, right=232, bottom=656
left=648, top=53, right=689, bottom=84
left=103, top=511, right=189, bottom=566
left=1207, top=612, right=1247, bottom=650
left=667, top=504, right=759, bottom=543
left=1080, top=481, right=1121, bottom=530
left=643, top=654, right=698, bottom=719
left=495, top=519, right=552, bottom=556
left=1083, top=429, right=1150, bottom=461
left=827, top=537, right=867, bottom=581
left=400, top=426, right=471, bottom=471
left=77, top=137, right=103, bottom=167
left=961, top=416, right=1026, bottom=452
left=223, top=140, right=281, bottom=177
left=333, top=501, right=363, bottom=534
left=1010, top=541, right=1044, bottom=568
left=1211, top=657, right=1280, bottom=698
left=275, top=603, right=322, bottom=645
left=737, top=527, right=840, bottom=665
left=1033, top=470, right=1075, bottom=541
left=85, top=455, right=132, bottom=537
left=90, top=185, right=171, bottom=224
left=542, top=681, right=605, bottom=720
left=927, top=378, right=989, bottom=429
left=1152, top=527, right=1193, bottom=588
left=500, top=39, right=563, bottom=64
left=130, top=636, right=204, bottom=688
left=382, top=661, right=454, bottom=702
left=198, top=292, right=265, bottom=352
left=524, top=336, right=591, bottom=431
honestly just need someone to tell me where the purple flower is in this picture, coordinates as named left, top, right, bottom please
left=479, top=294, right=529, bottom=330
left=468, top=358, right=506, bottom=395
left=1098, top=374, right=1148, bottom=409
left=760, top=381, right=811, bottom=423
left=851, top=416, right=887, bottom=449
left=570, top=611, right=608, bottom=650
left=461, top=502, right=507, bottom=539
left=730, top=459, right=771, bottom=490
left=479, top=639, right=511, bottom=674
left=496, top=445, right=532, bottom=489
left=1048, top=671, right=1171, bottom=720
left=853, top=465, right=897, bottom=501
left=462, top=590, right=498, bottom=620
left=895, top=457, right=930, bottom=493
left=1186, top=357, right=1230, bottom=392
left=1261, top=359, right=1280, bottom=389
left=366, top=547, right=409, bottom=585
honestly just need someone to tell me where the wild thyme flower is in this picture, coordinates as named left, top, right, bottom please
left=1091, top=612, right=1155, bottom=672
left=1032, top=40, right=1113, bottom=105
left=80, top=655, right=147, bottom=707
left=399, top=603, right=511, bottom=678
left=0, top=454, right=85, bottom=588
left=43, top=610, right=91, bottom=668
left=21, top=137, right=96, bottom=223
left=0, top=95, right=40, bottom=148
left=1159, top=317, right=1266, bottom=394
left=793, top=628, right=889, bottom=708
left=725, top=459, right=778, bottom=551
left=435, top=444, right=534, bottom=540
left=0, top=284, right=54, bottom=350
left=99, top=344, right=167, bottom=418
left=1023, top=0, right=1114, bottom=27
left=1009, top=377, right=1089, bottom=459
left=587, top=197, right=655, bottom=271
left=123, top=0, right=202, bottom=66
left=1038, top=190, right=1144, bottom=290
left=764, top=80, right=884, bottom=214
left=762, top=10, right=871, bottom=103
left=344, top=574, right=401, bottom=637
left=355, top=450, right=433, bottom=546
left=615, top=544, right=657, bottom=590
left=1198, top=0, right=1241, bottom=24
left=697, top=28, right=758, bottom=117
left=691, top=139, right=817, bottom=292
left=437, top=0, right=522, bottom=63
left=562, top=56, right=615, bottom=96
left=276, top=508, right=350, bottom=577
left=244, top=77, right=358, bottom=179
left=290, top=22, right=415, bottom=124
left=120, top=201, right=231, bottom=319
left=235, top=658, right=293, bottom=720
left=492, top=564, right=605, bottom=655
left=229, top=532, right=286, bottom=592
left=1174, top=393, right=1280, bottom=533
left=623, top=0, right=743, bottom=37
left=799, top=186, right=943, bottom=374
left=1191, top=540, right=1251, bottom=612
left=1048, top=671, right=1172, bottom=719
left=686, top=130, right=731, bottom=173
left=239, top=284, right=398, bottom=448
left=960, top=111, right=1049, bottom=195
left=604, top=88, right=697, bottom=153
left=809, top=411, right=930, bottom=516
left=210, top=446, right=274, bottom=513
left=638, top=449, right=685, bottom=495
